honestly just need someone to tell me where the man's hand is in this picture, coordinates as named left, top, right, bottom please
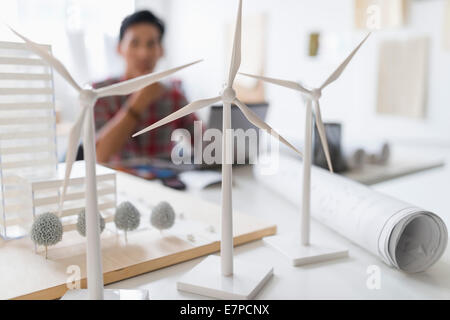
left=128, top=82, right=166, bottom=116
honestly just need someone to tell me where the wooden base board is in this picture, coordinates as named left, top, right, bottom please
left=0, top=172, right=276, bottom=300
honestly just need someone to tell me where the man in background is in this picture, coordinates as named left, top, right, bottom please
left=93, top=10, right=198, bottom=165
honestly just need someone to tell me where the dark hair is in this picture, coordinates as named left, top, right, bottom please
left=119, top=10, right=165, bottom=42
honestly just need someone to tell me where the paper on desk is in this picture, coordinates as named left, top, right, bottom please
left=341, top=146, right=366, bottom=170
left=254, top=154, right=448, bottom=273
left=279, top=137, right=390, bottom=170
left=178, top=170, right=222, bottom=190
left=345, top=140, right=390, bottom=165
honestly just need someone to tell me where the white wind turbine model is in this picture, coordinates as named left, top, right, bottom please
left=132, top=0, right=302, bottom=299
left=240, top=33, right=371, bottom=266
left=9, top=27, right=201, bottom=300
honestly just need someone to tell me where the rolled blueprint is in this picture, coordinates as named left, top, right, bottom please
left=254, top=154, right=448, bottom=273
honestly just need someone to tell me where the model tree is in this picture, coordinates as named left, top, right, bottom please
left=31, top=212, right=63, bottom=259
left=77, top=209, right=105, bottom=237
left=151, top=201, right=176, bottom=233
left=114, top=201, right=141, bottom=242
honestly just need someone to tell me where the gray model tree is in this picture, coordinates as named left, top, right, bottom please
left=151, top=201, right=176, bottom=233
left=76, top=209, right=105, bottom=237
left=114, top=201, right=141, bottom=243
left=30, top=212, right=63, bottom=259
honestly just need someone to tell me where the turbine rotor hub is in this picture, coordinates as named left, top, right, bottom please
left=311, top=88, right=322, bottom=100
left=221, top=87, right=236, bottom=104
left=79, top=87, right=97, bottom=107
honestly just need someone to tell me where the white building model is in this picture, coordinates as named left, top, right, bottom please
left=0, top=40, right=117, bottom=240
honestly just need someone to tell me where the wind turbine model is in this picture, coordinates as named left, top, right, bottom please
left=239, top=33, right=370, bottom=266
left=132, top=0, right=302, bottom=299
left=9, top=27, right=201, bottom=300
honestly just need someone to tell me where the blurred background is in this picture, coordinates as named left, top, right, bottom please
left=1, top=0, right=450, bottom=162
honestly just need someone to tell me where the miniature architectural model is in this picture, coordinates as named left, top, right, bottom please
left=0, top=40, right=58, bottom=239
left=10, top=26, right=201, bottom=300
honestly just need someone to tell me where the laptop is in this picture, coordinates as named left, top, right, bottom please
left=208, top=103, right=269, bottom=133
left=206, top=102, right=269, bottom=166
left=110, top=103, right=270, bottom=180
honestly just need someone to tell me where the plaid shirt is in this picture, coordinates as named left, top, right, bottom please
left=92, top=77, right=198, bottom=164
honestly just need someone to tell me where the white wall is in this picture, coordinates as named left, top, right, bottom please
left=1, top=0, right=136, bottom=123
left=138, top=0, right=450, bottom=146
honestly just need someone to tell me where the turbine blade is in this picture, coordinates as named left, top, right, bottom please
left=8, top=26, right=82, bottom=93
left=227, top=0, right=242, bottom=86
left=94, top=60, right=203, bottom=98
left=313, top=100, right=333, bottom=173
left=58, top=106, right=88, bottom=216
left=239, top=72, right=310, bottom=94
left=320, top=33, right=371, bottom=90
left=132, top=96, right=221, bottom=137
left=234, top=98, right=303, bottom=157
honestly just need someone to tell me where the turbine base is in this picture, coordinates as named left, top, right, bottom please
left=264, top=233, right=348, bottom=266
left=177, top=255, right=273, bottom=300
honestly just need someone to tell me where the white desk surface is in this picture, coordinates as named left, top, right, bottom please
left=107, top=146, right=450, bottom=300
